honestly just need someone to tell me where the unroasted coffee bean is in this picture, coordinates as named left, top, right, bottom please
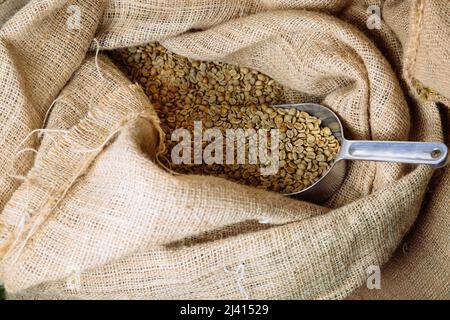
left=113, top=42, right=340, bottom=193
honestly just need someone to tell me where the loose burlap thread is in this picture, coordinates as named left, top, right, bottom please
left=0, top=0, right=448, bottom=299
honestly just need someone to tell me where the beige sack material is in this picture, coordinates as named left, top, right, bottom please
left=0, top=0, right=30, bottom=26
left=0, top=0, right=448, bottom=299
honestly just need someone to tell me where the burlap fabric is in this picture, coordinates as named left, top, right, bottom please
left=0, top=0, right=29, bottom=26
left=0, top=0, right=447, bottom=299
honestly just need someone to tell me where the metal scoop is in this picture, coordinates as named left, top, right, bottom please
left=272, top=103, right=449, bottom=203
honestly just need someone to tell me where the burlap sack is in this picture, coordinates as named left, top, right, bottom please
left=349, top=0, right=450, bottom=300
left=0, top=0, right=30, bottom=26
left=0, top=0, right=447, bottom=299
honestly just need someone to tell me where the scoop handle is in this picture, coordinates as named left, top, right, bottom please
left=339, top=140, right=448, bottom=168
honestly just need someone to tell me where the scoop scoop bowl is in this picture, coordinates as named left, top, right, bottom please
left=272, top=103, right=449, bottom=203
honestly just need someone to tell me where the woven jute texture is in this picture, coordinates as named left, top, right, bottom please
left=0, top=0, right=448, bottom=299
left=0, top=0, right=30, bottom=26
